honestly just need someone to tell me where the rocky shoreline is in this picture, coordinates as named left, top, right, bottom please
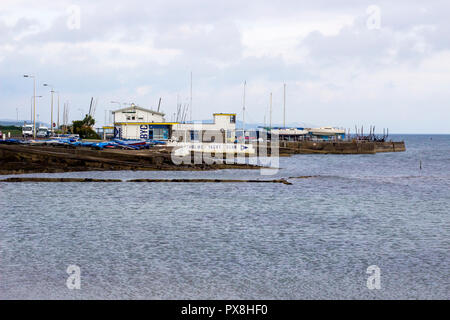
left=0, top=144, right=260, bottom=175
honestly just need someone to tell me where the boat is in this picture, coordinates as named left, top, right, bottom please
left=308, top=127, right=345, bottom=136
left=270, top=128, right=309, bottom=136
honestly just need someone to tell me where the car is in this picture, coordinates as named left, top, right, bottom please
left=36, top=127, right=49, bottom=138
left=0, top=130, right=3, bottom=139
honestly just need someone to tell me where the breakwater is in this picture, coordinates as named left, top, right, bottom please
left=276, top=140, right=406, bottom=155
left=0, top=177, right=292, bottom=184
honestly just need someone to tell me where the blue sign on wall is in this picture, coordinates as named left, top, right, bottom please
left=140, top=125, right=149, bottom=139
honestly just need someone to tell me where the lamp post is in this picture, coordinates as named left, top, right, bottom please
left=55, top=91, right=60, bottom=130
left=43, top=84, right=54, bottom=135
left=23, top=75, right=36, bottom=137
left=30, top=96, right=43, bottom=125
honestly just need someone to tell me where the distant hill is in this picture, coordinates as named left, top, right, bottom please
left=0, top=119, right=49, bottom=127
left=193, top=120, right=318, bottom=129
left=235, top=120, right=318, bottom=129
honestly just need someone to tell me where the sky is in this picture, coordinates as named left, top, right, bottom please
left=0, top=0, right=449, bottom=133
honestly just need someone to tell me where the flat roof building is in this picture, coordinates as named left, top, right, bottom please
left=112, top=104, right=174, bottom=140
left=111, top=104, right=236, bottom=142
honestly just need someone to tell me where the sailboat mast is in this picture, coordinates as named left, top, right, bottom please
left=283, top=83, right=286, bottom=128
left=243, top=80, right=246, bottom=139
left=269, top=92, right=272, bottom=129
left=190, top=71, right=193, bottom=122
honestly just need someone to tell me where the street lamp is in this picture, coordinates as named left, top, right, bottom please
left=56, top=91, right=60, bottom=130
left=30, top=95, right=43, bottom=124
left=43, top=83, right=55, bottom=135
left=23, top=74, right=36, bottom=138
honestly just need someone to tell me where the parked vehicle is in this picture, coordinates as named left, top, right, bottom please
left=36, top=126, right=49, bottom=138
left=22, top=124, right=34, bottom=138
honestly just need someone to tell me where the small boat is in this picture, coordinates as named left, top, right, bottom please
left=308, top=127, right=345, bottom=136
left=270, top=128, right=309, bottom=135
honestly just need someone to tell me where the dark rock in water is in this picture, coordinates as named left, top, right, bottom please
left=126, top=178, right=292, bottom=185
left=0, top=177, right=292, bottom=185
left=2, top=177, right=123, bottom=182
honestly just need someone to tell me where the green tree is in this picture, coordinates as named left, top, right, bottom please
left=72, top=114, right=100, bottom=139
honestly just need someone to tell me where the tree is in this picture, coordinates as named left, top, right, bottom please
left=71, top=114, right=100, bottom=139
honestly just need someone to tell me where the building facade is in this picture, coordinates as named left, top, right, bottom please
left=172, top=113, right=236, bottom=143
left=112, top=105, right=236, bottom=142
left=113, top=104, right=175, bottom=140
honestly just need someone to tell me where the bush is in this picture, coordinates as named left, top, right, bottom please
left=71, top=115, right=100, bottom=139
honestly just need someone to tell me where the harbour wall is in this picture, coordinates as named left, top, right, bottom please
left=277, top=140, right=406, bottom=154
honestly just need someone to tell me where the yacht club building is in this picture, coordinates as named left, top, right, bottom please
left=112, top=104, right=175, bottom=140
left=111, top=104, right=236, bottom=142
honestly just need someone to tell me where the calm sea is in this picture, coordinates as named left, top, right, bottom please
left=0, top=134, right=448, bottom=299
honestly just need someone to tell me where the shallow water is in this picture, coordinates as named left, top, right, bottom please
left=0, top=135, right=448, bottom=299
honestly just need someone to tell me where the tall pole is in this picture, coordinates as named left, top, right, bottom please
left=33, top=77, right=36, bottom=138
left=283, top=83, right=286, bottom=128
left=57, top=92, right=60, bottom=130
left=30, top=95, right=42, bottom=126
left=51, top=89, right=54, bottom=134
left=269, top=92, right=272, bottom=130
left=190, top=71, right=193, bottom=122
left=43, top=84, right=54, bottom=134
left=243, top=80, right=246, bottom=141
left=30, top=96, right=33, bottom=123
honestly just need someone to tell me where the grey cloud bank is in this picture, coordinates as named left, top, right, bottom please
left=0, top=0, right=449, bottom=133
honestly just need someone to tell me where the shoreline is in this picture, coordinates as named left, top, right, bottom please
left=0, top=139, right=406, bottom=176
left=0, top=144, right=261, bottom=175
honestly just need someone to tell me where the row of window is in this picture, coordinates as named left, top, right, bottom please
left=126, top=116, right=144, bottom=121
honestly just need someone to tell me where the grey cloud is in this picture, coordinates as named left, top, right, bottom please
left=1, top=0, right=450, bottom=132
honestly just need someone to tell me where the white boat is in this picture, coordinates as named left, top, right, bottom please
left=270, top=128, right=309, bottom=136
left=308, top=127, right=345, bottom=136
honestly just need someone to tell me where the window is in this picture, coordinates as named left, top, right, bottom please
left=230, top=115, right=236, bottom=123
left=132, top=116, right=135, bottom=120
left=126, top=116, right=131, bottom=120
left=149, top=128, right=168, bottom=140
left=190, top=130, right=199, bottom=141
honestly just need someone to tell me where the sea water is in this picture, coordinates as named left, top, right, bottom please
left=0, top=134, right=448, bottom=299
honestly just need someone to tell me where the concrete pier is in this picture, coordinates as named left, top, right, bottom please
left=276, top=140, right=406, bottom=155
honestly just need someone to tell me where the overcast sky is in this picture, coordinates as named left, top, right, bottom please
left=1, top=0, right=449, bottom=132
